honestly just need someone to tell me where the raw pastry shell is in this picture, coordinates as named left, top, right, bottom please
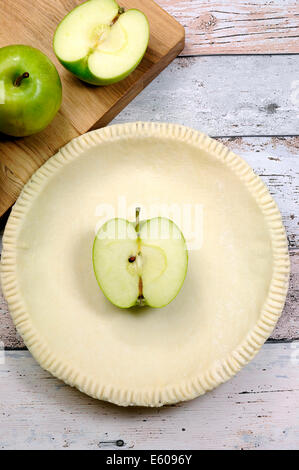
left=1, top=123, right=290, bottom=407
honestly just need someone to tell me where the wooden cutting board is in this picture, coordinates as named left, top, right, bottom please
left=0, top=0, right=184, bottom=217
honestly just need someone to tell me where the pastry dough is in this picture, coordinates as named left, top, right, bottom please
left=0, top=123, right=289, bottom=406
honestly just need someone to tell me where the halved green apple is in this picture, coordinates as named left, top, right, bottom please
left=93, top=209, right=188, bottom=308
left=54, top=0, right=150, bottom=85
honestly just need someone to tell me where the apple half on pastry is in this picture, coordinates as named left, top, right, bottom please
left=54, top=0, right=150, bottom=85
left=93, top=209, right=188, bottom=308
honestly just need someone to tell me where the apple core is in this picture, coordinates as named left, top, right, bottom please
left=93, top=208, right=188, bottom=309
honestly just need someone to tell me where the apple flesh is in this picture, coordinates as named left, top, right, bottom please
left=93, top=210, right=188, bottom=308
left=0, top=45, right=62, bottom=137
left=54, top=0, right=150, bottom=85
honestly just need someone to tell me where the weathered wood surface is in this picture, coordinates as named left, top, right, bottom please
left=113, top=55, right=299, bottom=136
left=157, top=0, right=299, bottom=55
left=0, top=136, right=298, bottom=348
left=0, top=344, right=298, bottom=450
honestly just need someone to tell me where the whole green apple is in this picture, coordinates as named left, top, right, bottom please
left=0, top=45, right=62, bottom=137
left=54, top=0, right=150, bottom=86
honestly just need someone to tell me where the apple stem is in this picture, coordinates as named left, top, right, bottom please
left=135, top=207, right=141, bottom=234
left=135, top=207, right=144, bottom=305
left=111, top=7, right=125, bottom=25
left=13, top=72, right=30, bottom=87
left=138, top=278, right=143, bottom=298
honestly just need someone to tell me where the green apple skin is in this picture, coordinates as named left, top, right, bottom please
left=0, top=45, right=62, bottom=137
left=53, top=0, right=150, bottom=86
left=57, top=41, right=147, bottom=86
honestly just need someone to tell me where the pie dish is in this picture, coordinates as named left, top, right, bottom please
left=1, top=122, right=289, bottom=407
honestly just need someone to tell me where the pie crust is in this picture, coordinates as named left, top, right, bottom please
left=1, top=123, right=289, bottom=407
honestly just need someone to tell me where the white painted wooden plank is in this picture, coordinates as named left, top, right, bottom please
left=0, top=344, right=298, bottom=450
left=113, top=56, right=299, bottom=136
left=157, top=0, right=299, bottom=56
